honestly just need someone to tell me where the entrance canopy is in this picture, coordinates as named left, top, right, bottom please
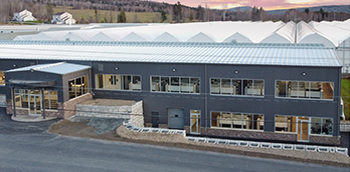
left=8, top=79, right=55, bottom=87
left=6, top=62, right=91, bottom=75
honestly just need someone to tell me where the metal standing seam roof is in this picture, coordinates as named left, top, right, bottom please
left=0, top=41, right=341, bottom=67
left=6, top=62, right=91, bottom=75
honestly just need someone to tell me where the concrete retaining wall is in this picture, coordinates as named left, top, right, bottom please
left=63, top=93, right=92, bottom=119
left=130, top=101, right=144, bottom=127
left=75, top=100, right=144, bottom=127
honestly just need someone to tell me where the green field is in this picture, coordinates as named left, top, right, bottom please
left=53, top=7, right=172, bottom=23
left=341, top=79, right=350, bottom=120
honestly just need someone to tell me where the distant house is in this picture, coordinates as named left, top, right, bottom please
left=51, top=12, right=76, bottom=25
left=13, top=10, right=36, bottom=22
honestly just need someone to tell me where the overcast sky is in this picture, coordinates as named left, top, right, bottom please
left=152, top=0, right=349, bottom=10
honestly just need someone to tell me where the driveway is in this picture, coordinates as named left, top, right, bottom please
left=0, top=108, right=349, bottom=172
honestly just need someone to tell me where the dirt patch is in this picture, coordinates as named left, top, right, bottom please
left=49, top=120, right=350, bottom=168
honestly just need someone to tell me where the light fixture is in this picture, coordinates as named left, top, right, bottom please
left=301, top=72, right=307, bottom=76
left=234, top=70, right=239, bottom=74
left=115, top=67, right=119, bottom=70
left=172, top=68, right=176, bottom=72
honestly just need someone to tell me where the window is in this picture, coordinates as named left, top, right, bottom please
left=210, top=78, right=264, bottom=97
left=0, top=71, right=5, bottom=85
left=276, top=80, right=334, bottom=100
left=14, top=89, right=57, bottom=110
left=151, top=76, right=200, bottom=94
left=275, top=115, right=297, bottom=133
left=44, top=90, right=58, bottom=110
left=210, top=78, right=220, bottom=94
left=211, top=111, right=264, bottom=131
left=151, top=76, right=160, bottom=91
left=69, top=76, right=88, bottom=99
left=311, top=117, right=333, bottom=136
left=95, top=74, right=141, bottom=91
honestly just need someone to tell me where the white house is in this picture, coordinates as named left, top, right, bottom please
left=13, top=10, right=36, bottom=22
left=51, top=12, right=76, bottom=25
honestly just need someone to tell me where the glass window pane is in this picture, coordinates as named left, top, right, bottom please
left=68, top=80, right=75, bottom=99
left=170, top=77, right=180, bottom=93
left=161, top=77, right=169, bottom=92
left=322, top=118, right=333, bottom=135
left=255, top=114, right=264, bottom=130
left=275, top=115, right=287, bottom=132
left=322, top=82, right=334, bottom=100
left=83, top=76, right=88, bottom=94
left=180, top=78, right=190, bottom=93
left=96, top=74, right=104, bottom=89
left=123, top=75, right=132, bottom=90
left=151, top=76, right=160, bottom=92
left=289, top=116, right=297, bottom=132
left=211, top=78, right=220, bottom=94
left=211, top=112, right=220, bottom=127
left=232, top=80, right=241, bottom=95
left=243, top=114, right=252, bottom=129
left=311, top=118, right=321, bottom=134
left=232, top=113, right=242, bottom=129
left=21, top=94, right=28, bottom=108
left=132, top=76, right=141, bottom=91
left=253, top=80, right=264, bottom=96
left=0, top=71, right=5, bottom=85
left=243, top=80, right=253, bottom=96
left=309, top=82, right=321, bottom=99
left=76, top=77, right=82, bottom=97
left=276, top=81, right=287, bottom=97
left=287, top=81, right=298, bottom=98
left=190, top=78, right=200, bottom=93
left=298, top=81, right=309, bottom=98
left=220, top=112, right=232, bottom=128
left=221, top=79, right=232, bottom=95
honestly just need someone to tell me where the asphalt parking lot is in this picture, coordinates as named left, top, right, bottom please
left=0, top=108, right=349, bottom=172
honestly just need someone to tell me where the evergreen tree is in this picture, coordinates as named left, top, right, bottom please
left=161, top=10, right=167, bottom=22
left=117, top=10, right=127, bottom=23
left=173, top=1, right=182, bottom=23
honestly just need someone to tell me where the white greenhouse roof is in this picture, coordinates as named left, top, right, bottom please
left=10, top=20, right=350, bottom=48
left=0, top=41, right=341, bottom=67
left=6, top=62, right=91, bottom=75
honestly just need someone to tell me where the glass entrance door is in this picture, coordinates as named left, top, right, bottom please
left=297, top=117, right=309, bottom=142
left=28, top=95, right=41, bottom=116
left=190, top=110, right=200, bottom=134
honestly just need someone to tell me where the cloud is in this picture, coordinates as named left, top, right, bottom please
left=152, top=0, right=350, bottom=10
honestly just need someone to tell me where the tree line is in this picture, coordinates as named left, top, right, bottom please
left=0, top=0, right=349, bottom=24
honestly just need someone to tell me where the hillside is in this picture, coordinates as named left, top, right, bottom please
left=266, top=5, right=350, bottom=15
left=53, top=6, right=173, bottom=23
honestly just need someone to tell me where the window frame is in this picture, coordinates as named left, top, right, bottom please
left=150, top=75, right=200, bottom=95
left=274, top=114, right=298, bottom=134
left=274, top=80, right=334, bottom=101
left=210, top=111, right=264, bottom=132
left=0, top=71, right=5, bottom=86
left=310, top=117, right=333, bottom=136
left=68, top=75, right=89, bottom=99
left=209, top=77, right=265, bottom=98
left=94, top=74, right=142, bottom=92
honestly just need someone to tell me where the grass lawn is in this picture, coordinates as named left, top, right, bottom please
left=341, top=79, right=350, bottom=120
left=53, top=6, right=172, bottom=23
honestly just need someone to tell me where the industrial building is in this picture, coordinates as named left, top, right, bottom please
left=0, top=39, right=343, bottom=146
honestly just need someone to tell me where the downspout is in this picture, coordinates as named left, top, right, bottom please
left=11, top=86, right=16, bottom=117
left=205, top=64, right=208, bottom=133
